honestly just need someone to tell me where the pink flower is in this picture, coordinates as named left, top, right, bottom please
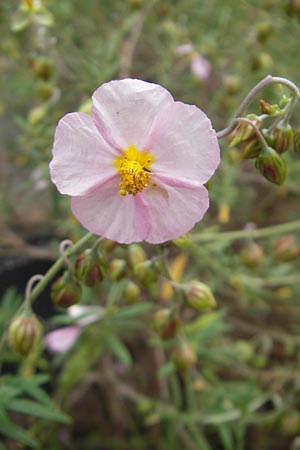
left=190, top=54, right=212, bottom=81
left=50, top=79, right=220, bottom=244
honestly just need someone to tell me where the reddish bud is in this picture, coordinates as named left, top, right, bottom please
left=271, top=122, right=293, bottom=154
left=108, top=258, right=127, bottom=281
left=293, top=129, right=300, bottom=156
left=8, top=312, right=42, bottom=356
left=273, top=235, right=299, bottom=262
left=241, top=136, right=262, bottom=159
left=172, top=341, right=197, bottom=371
left=240, top=242, right=264, bottom=268
left=152, top=309, right=179, bottom=339
left=51, top=271, right=82, bottom=308
left=229, top=115, right=262, bottom=147
left=260, top=99, right=278, bottom=115
left=255, top=147, right=287, bottom=185
left=75, top=250, right=103, bottom=287
left=185, top=281, right=216, bottom=311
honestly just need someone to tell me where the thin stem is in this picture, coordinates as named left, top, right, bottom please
left=216, top=75, right=300, bottom=139
left=26, top=232, right=95, bottom=306
left=192, top=219, right=300, bottom=244
left=24, top=274, right=44, bottom=308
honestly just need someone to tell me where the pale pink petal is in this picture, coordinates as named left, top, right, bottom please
left=143, top=101, right=220, bottom=184
left=92, top=79, right=174, bottom=150
left=45, top=326, right=81, bottom=353
left=141, top=174, right=209, bottom=243
left=175, top=43, right=194, bottom=55
left=71, top=177, right=151, bottom=243
left=50, top=112, right=118, bottom=196
left=190, top=54, right=211, bottom=80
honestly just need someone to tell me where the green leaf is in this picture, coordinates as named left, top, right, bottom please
left=107, top=336, right=132, bottom=367
left=7, top=399, right=70, bottom=424
left=0, top=412, right=38, bottom=449
left=3, top=375, right=51, bottom=406
left=11, top=10, right=30, bottom=32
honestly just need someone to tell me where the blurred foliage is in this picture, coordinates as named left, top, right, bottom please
left=1, top=0, right=300, bottom=449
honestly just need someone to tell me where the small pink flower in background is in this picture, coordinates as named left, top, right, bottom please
left=175, top=44, right=212, bottom=81
left=50, top=79, right=220, bottom=244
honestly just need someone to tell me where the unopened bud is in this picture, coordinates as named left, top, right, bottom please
left=241, top=136, right=262, bottom=159
left=229, top=115, right=262, bottom=147
left=36, top=81, right=54, bottom=101
left=128, top=243, right=147, bottom=266
left=273, top=235, right=299, bottom=262
left=256, top=21, right=273, bottom=43
left=255, top=147, right=287, bottom=185
left=75, top=250, right=104, bottom=287
left=240, top=242, right=264, bottom=268
left=28, top=105, right=47, bottom=125
left=251, top=52, right=273, bottom=71
left=8, top=311, right=42, bottom=356
left=123, top=280, right=141, bottom=304
left=293, top=129, right=300, bottom=156
left=152, top=308, right=179, bottom=339
left=51, top=271, right=82, bottom=308
left=260, top=99, right=278, bottom=115
left=223, top=75, right=241, bottom=95
left=133, top=260, right=157, bottom=285
left=271, top=122, right=293, bottom=154
left=185, top=281, right=216, bottom=311
left=108, top=258, right=127, bottom=281
left=30, top=57, right=54, bottom=80
left=172, top=341, right=197, bottom=371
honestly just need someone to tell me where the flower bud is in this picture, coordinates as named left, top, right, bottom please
left=229, top=115, right=262, bottom=147
left=273, top=235, right=299, bottom=262
left=223, top=75, right=241, bottom=95
left=108, top=258, right=127, bottom=281
left=240, top=242, right=264, bottom=268
left=241, top=136, right=262, bottom=159
left=133, top=260, right=157, bottom=285
left=259, top=99, right=278, bottom=115
left=255, top=147, right=287, bottom=185
left=172, top=341, right=197, bottom=371
left=123, top=280, right=141, bottom=304
left=28, top=105, right=47, bottom=125
left=293, top=129, right=300, bottom=156
left=271, top=122, right=293, bottom=154
left=255, top=21, right=273, bottom=43
left=75, top=250, right=104, bottom=287
left=30, top=57, right=54, bottom=80
left=51, top=271, right=82, bottom=308
left=251, top=52, right=273, bottom=71
left=185, top=281, right=216, bottom=311
left=152, top=309, right=179, bottom=339
left=128, top=243, right=147, bottom=266
left=8, top=312, right=42, bottom=356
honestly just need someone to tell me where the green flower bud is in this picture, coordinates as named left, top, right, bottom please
left=8, top=311, right=42, bottom=356
left=240, top=242, right=264, bottom=268
left=51, top=271, right=82, bottom=308
left=256, top=21, right=273, bottom=43
left=172, top=341, right=197, bottom=371
left=259, top=99, right=279, bottom=115
left=255, top=147, right=287, bottom=185
left=108, top=258, right=127, bottom=281
left=30, top=57, right=54, bottom=80
left=273, top=235, right=299, bottom=262
left=75, top=250, right=104, bottom=287
left=241, top=136, right=262, bottom=159
left=223, top=75, right=241, bottom=95
left=152, top=308, right=179, bottom=339
left=229, top=115, right=262, bottom=147
left=128, top=243, right=147, bottom=266
left=271, top=122, right=293, bottom=154
left=293, top=128, right=300, bottom=156
left=185, top=281, right=216, bottom=311
left=28, top=105, right=47, bottom=125
left=123, top=280, right=141, bottom=304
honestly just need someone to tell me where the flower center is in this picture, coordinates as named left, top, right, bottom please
left=114, top=145, right=155, bottom=196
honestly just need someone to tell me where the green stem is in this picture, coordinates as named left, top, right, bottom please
left=27, top=232, right=95, bottom=306
left=192, top=219, right=300, bottom=244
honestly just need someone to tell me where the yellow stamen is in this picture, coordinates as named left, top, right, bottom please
left=114, top=145, right=155, bottom=196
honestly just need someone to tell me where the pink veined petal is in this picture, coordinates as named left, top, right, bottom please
left=91, top=78, right=174, bottom=150
left=45, top=326, right=81, bottom=353
left=50, top=112, right=119, bottom=196
left=141, top=174, right=209, bottom=244
left=71, top=177, right=151, bottom=244
left=143, top=101, right=220, bottom=185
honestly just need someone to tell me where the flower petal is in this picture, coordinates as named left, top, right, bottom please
left=92, top=79, right=174, bottom=150
left=141, top=175, right=209, bottom=243
left=45, top=326, right=81, bottom=353
left=144, top=101, right=220, bottom=184
left=71, top=177, right=151, bottom=243
left=50, top=112, right=118, bottom=196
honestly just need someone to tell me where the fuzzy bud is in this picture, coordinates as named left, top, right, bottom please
left=172, top=341, right=197, bottom=371
left=51, top=271, right=82, bottom=308
left=108, top=258, right=127, bottom=281
left=273, top=235, right=299, bottom=262
left=293, top=129, right=300, bottom=156
left=8, top=312, right=42, bottom=356
left=229, top=115, right=262, bottom=147
left=255, top=147, right=287, bottom=185
left=123, top=280, right=141, bottom=304
left=271, top=122, right=293, bottom=154
left=240, top=242, right=264, bottom=268
left=185, top=281, right=216, bottom=311
left=75, top=250, right=104, bottom=287
left=152, top=308, right=179, bottom=339
left=128, top=243, right=147, bottom=266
